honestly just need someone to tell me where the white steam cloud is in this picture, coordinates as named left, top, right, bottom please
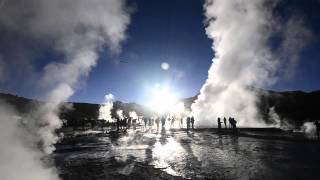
left=0, top=0, right=131, bottom=179
left=129, top=111, right=138, bottom=120
left=301, top=122, right=317, bottom=138
left=192, top=0, right=277, bottom=127
left=192, top=0, right=311, bottom=127
left=99, top=93, right=114, bottom=122
left=117, top=109, right=124, bottom=120
left=0, top=101, right=59, bottom=180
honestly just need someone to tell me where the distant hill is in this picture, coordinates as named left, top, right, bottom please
left=0, top=93, right=154, bottom=123
left=257, top=90, right=320, bottom=126
left=1, top=89, right=320, bottom=128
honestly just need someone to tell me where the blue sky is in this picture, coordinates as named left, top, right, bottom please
left=0, top=0, right=320, bottom=105
left=70, top=0, right=213, bottom=104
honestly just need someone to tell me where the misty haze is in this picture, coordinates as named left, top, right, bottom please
left=0, top=0, right=320, bottom=180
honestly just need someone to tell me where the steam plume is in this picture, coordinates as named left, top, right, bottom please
left=301, top=122, right=317, bottom=138
left=0, top=0, right=131, bottom=179
left=192, top=0, right=311, bottom=127
left=129, top=111, right=138, bottom=120
left=0, top=101, right=60, bottom=180
left=192, top=0, right=277, bottom=127
left=99, top=93, right=114, bottom=122
left=117, top=109, right=124, bottom=120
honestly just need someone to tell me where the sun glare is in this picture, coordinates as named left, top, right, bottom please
left=148, top=87, right=179, bottom=114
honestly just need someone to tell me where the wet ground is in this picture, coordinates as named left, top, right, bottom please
left=52, top=128, right=320, bottom=180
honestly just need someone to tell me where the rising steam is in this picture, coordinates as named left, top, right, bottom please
left=129, top=111, right=138, bottom=120
left=301, top=122, right=317, bottom=138
left=192, top=0, right=311, bottom=127
left=0, top=0, right=131, bottom=179
left=117, top=109, right=125, bottom=120
left=99, top=93, right=114, bottom=122
left=0, top=102, right=59, bottom=180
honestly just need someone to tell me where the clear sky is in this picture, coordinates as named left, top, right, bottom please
left=0, top=0, right=320, bottom=105
left=73, top=0, right=213, bottom=104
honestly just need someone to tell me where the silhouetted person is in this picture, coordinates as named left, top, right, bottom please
left=315, top=120, right=320, bottom=140
left=217, top=117, right=222, bottom=130
left=171, top=117, right=175, bottom=128
left=156, top=117, right=160, bottom=131
left=127, top=118, right=130, bottom=129
left=119, top=119, right=123, bottom=130
left=148, top=117, right=152, bottom=126
left=191, top=116, right=195, bottom=129
left=187, top=117, right=190, bottom=130
left=144, top=117, right=148, bottom=128
left=168, top=117, right=172, bottom=128
left=233, top=118, right=237, bottom=129
left=223, top=117, right=227, bottom=128
left=116, top=117, right=120, bottom=132
left=180, top=118, right=183, bottom=128
left=122, top=119, right=126, bottom=129
left=230, top=118, right=237, bottom=133
left=132, top=118, right=137, bottom=130
left=161, top=116, right=166, bottom=128
left=123, top=118, right=127, bottom=130
left=228, top=117, right=232, bottom=129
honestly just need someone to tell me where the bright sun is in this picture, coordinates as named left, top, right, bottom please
left=148, top=87, right=179, bottom=114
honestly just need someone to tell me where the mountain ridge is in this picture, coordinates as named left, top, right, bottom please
left=1, top=89, right=320, bottom=128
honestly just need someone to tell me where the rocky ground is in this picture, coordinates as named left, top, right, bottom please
left=52, top=128, right=320, bottom=180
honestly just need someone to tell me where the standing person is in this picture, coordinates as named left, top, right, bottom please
left=223, top=117, right=227, bottom=128
left=187, top=117, right=190, bottom=130
left=161, top=116, right=166, bottom=128
left=120, top=118, right=123, bottom=130
left=191, top=116, right=195, bottom=129
left=148, top=117, right=152, bottom=127
left=156, top=117, right=160, bottom=131
left=168, top=117, right=172, bottom=128
left=231, top=118, right=237, bottom=133
left=228, top=117, right=232, bottom=129
left=180, top=117, right=183, bottom=128
left=151, top=118, right=155, bottom=126
left=233, top=118, right=237, bottom=129
left=315, top=120, right=320, bottom=140
left=144, top=117, right=148, bottom=129
left=217, top=117, right=221, bottom=130
left=127, top=117, right=132, bottom=129
left=124, top=118, right=128, bottom=130
left=116, top=117, right=120, bottom=132
left=132, top=118, right=136, bottom=130
left=171, top=117, right=175, bottom=128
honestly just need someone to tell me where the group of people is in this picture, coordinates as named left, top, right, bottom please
left=115, top=115, right=240, bottom=133
left=116, top=117, right=138, bottom=131
left=154, top=116, right=194, bottom=131
left=186, top=116, right=195, bottom=130
left=115, top=115, right=197, bottom=132
left=217, top=117, right=237, bottom=131
left=115, top=115, right=320, bottom=140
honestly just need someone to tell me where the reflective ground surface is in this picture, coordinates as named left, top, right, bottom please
left=52, top=128, right=320, bottom=180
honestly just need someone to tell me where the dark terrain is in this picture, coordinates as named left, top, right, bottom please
left=1, top=89, right=320, bottom=128
left=52, top=128, right=320, bottom=180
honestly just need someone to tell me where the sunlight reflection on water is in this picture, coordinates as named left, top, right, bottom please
left=152, top=136, right=185, bottom=176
